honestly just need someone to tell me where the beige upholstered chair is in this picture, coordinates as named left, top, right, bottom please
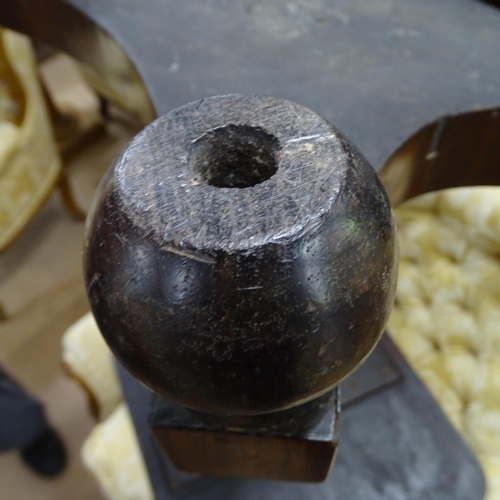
left=61, top=312, right=153, bottom=500
left=0, top=28, right=62, bottom=252
left=62, top=313, right=122, bottom=421
left=81, top=403, right=154, bottom=500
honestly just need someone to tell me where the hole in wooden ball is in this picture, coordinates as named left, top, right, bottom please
left=189, top=124, right=279, bottom=188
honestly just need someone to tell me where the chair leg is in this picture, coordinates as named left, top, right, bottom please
left=0, top=301, right=8, bottom=321
left=99, top=96, right=110, bottom=120
left=57, top=170, right=86, bottom=221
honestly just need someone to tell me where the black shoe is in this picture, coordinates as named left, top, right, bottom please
left=20, top=428, right=67, bottom=477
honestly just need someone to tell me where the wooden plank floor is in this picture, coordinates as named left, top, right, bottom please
left=0, top=99, right=140, bottom=499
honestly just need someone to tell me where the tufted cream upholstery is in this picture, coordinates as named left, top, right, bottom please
left=389, top=187, right=500, bottom=500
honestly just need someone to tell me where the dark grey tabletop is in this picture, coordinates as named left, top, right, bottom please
left=2, top=0, right=500, bottom=172
left=69, top=0, right=500, bottom=171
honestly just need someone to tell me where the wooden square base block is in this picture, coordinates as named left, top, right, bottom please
left=149, top=389, right=339, bottom=483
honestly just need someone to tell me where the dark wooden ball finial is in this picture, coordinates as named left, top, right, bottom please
left=84, top=95, right=397, bottom=416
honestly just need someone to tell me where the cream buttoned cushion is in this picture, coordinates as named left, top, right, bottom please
left=389, top=187, right=500, bottom=500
